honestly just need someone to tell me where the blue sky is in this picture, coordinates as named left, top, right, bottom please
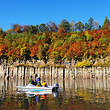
left=0, top=0, right=110, bottom=31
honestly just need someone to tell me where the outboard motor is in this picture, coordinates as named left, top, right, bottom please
left=52, top=83, right=59, bottom=92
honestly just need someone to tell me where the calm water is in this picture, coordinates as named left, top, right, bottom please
left=0, top=77, right=110, bottom=110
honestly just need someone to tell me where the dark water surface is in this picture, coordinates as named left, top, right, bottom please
left=0, top=77, right=110, bottom=110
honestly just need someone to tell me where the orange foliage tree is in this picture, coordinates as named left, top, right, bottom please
left=30, top=41, right=42, bottom=59
left=8, top=47, right=20, bottom=60
left=65, top=42, right=83, bottom=60
left=0, top=44, right=8, bottom=58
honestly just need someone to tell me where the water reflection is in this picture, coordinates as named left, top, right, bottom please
left=27, top=91, right=59, bottom=103
left=1, top=77, right=110, bottom=96
left=53, top=91, right=59, bottom=98
left=16, top=86, right=59, bottom=103
left=1, top=77, right=110, bottom=109
left=28, top=94, right=47, bottom=103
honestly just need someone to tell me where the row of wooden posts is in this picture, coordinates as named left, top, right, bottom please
left=0, top=65, right=110, bottom=79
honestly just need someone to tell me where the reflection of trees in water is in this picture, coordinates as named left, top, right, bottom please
left=0, top=95, right=109, bottom=110
left=1, top=78, right=110, bottom=100
left=1, top=77, right=110, bottom=91
left=0, top=77, right=110, bottom=109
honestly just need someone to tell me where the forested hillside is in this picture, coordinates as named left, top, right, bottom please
left=0, top=17, right=110, bottom=67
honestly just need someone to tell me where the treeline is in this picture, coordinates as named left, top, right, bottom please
left=1, top=16, right=110, bottom=34
left=0, top=16, right=110, bottom=64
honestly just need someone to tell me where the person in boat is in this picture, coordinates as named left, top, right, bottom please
left=36, top=82, right=42, bottom=87
left=36, top=77, right=41, bottom=84
left=42, top=81, right=47, bottom=87
left=29, top=75, right=33, bottom=84
left=36, top=81, right=42, bottom=87
left=29, top=75, right=37, bottom=85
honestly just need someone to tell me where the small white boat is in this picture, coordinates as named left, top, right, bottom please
left=17, top=90, right=53, bottom=97
left=16, top=83, right=59, bottom=92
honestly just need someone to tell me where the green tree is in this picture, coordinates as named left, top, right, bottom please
left=49, top=51, right=60, bottom=62
left=88, top=17, right=94, bottom=30
left=38, top=24, right=47, bottom=32
left=85, top=31, right=93, bottom=41
left=75, top=21, right=84, bottom=31
left=59, top=19, right=70, bottom=32
left=102, top=16, right=110, bottom=28
left=20, top=44, right=30, bottom=59
left=68, top=33, right=78, bottom=44
left=29, top=25, right=39, bottom=34
left=84, top=22, right=89, bottom=30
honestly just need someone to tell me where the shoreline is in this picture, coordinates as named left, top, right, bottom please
left=0, top=63, right=110, bottom=80
left=0, top=58, right=110, bottom=79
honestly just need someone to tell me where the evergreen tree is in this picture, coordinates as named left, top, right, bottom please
left=102, top=16, right=110, bottom=29
left=88, top=17, right=94, bottom=30
left=59, top=19, right=70, bottom=32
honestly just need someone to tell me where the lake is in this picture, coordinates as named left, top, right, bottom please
left=0, top=77, right=110, bottom=110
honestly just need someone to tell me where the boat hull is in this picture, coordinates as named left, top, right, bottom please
left=16, top=84, right=53, bottom=92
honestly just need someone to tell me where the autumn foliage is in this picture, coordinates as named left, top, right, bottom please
left=1, top=22, right=110, bottom=63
